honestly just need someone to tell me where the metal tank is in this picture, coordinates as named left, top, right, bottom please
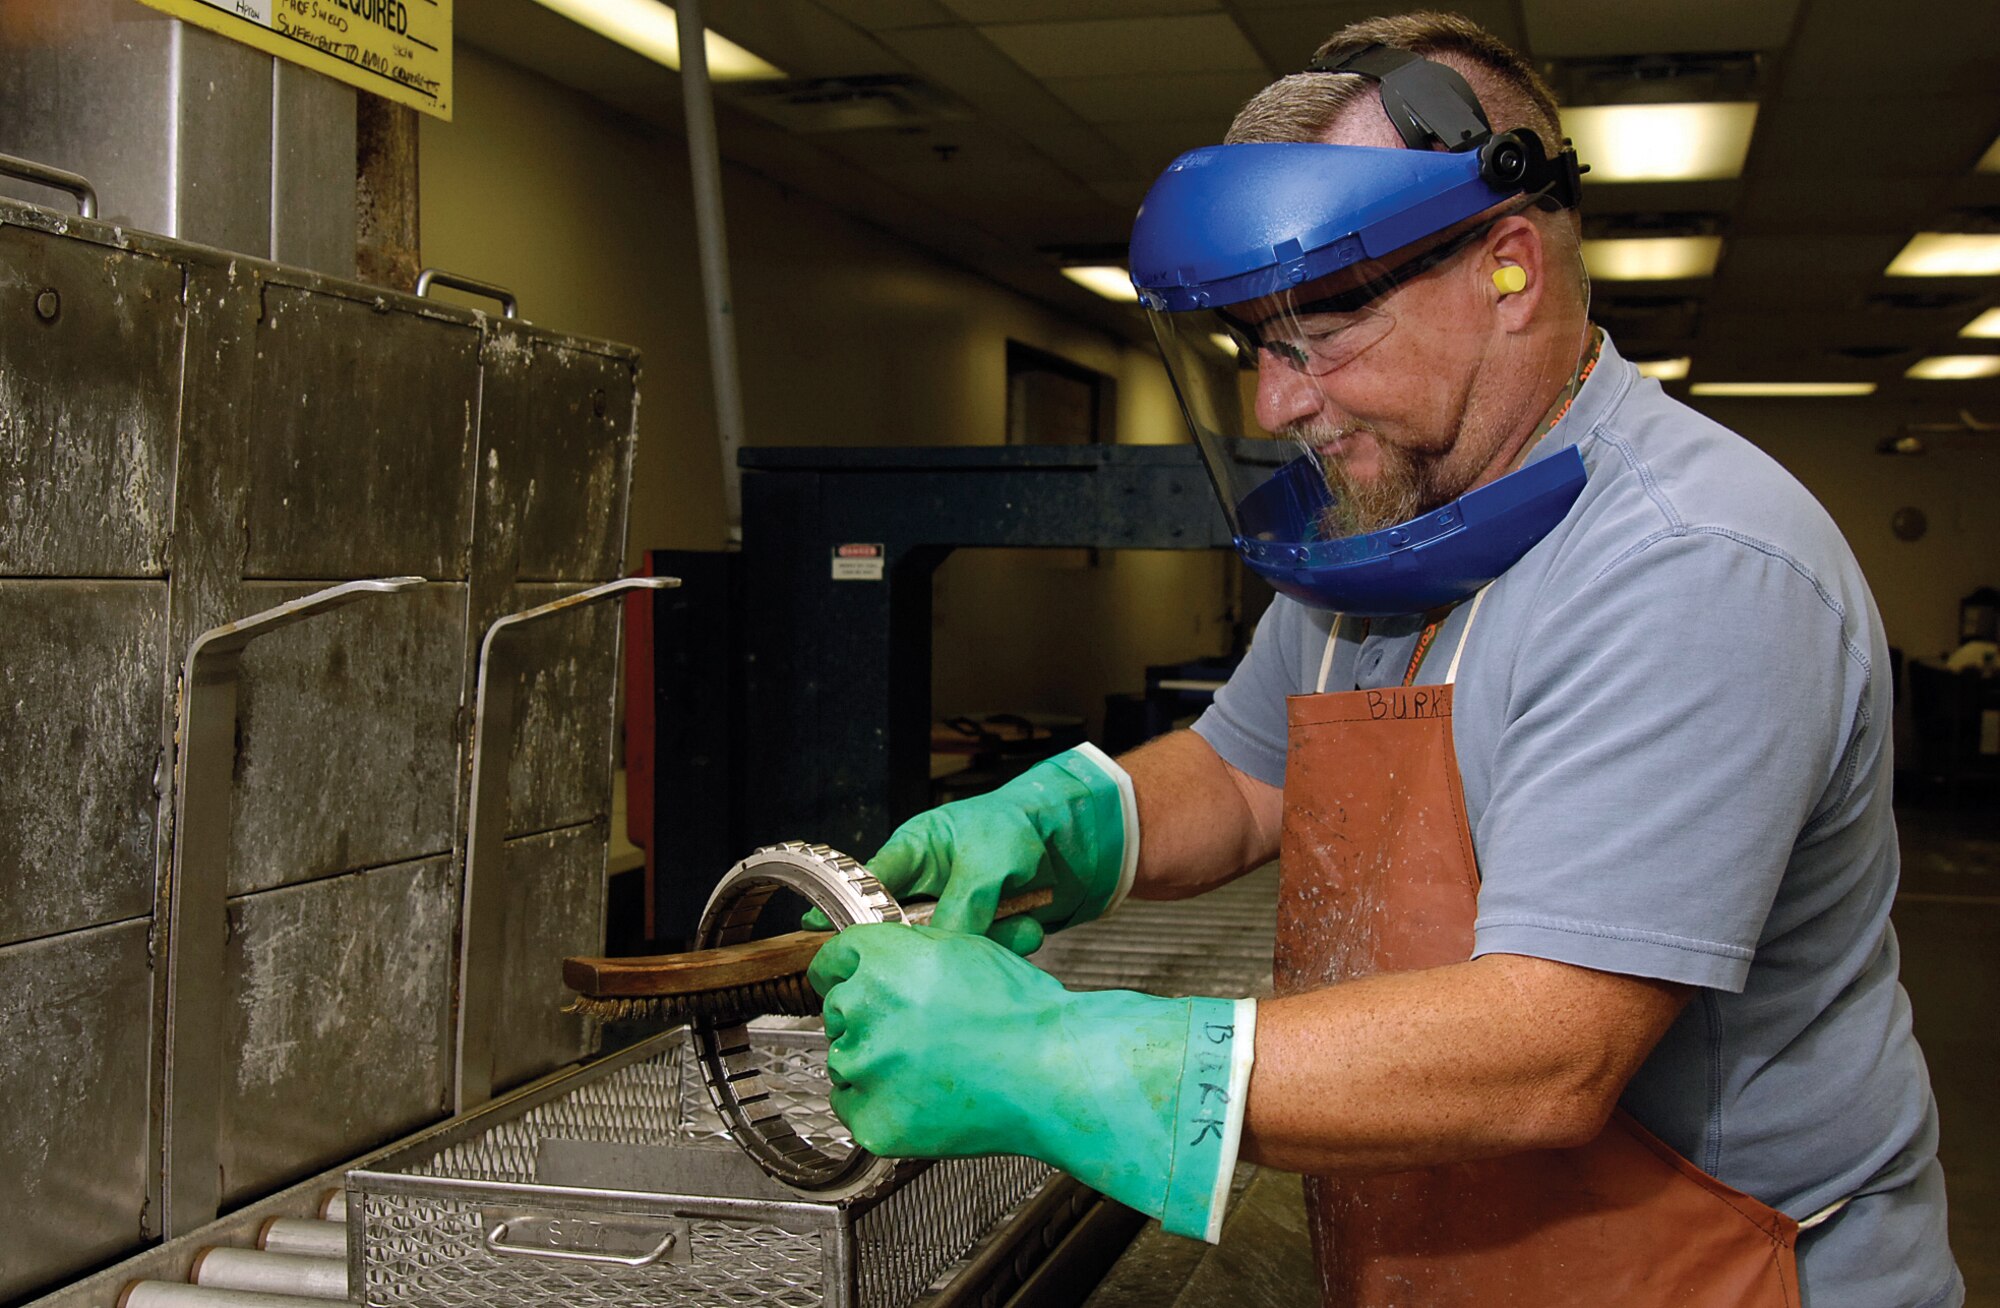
left=0, top=167, right=641, bottom=1300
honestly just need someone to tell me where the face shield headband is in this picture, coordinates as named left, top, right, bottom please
left=1128, top=45, right=1590, bottom=616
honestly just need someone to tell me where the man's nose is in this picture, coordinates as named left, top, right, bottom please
left=1253, top=355, right=1327, bottom=433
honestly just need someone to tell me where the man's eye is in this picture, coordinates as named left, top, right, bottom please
left=1295, top=317, right=1355, bottom=343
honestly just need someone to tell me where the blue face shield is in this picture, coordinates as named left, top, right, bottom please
left=1127, top=49, right=1590, bottom=616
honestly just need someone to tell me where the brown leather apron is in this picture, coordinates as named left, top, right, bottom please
left=1277, top=596, right=1802, bottom=1307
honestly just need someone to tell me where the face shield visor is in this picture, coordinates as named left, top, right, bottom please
left=1131, top=139, right=1591, bottom=616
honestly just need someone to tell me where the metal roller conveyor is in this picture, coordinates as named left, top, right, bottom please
left=314, top=1191, right=345, bottom=1224
left=189, top=1250, right=345, bottom=1301
left=116, top=1284, right=330, bottom=1308
left=251, top=1221, right=345, bottom=1261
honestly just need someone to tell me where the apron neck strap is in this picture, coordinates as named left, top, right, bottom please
left=1312, top=582, right=1494, bottom=695
left=1315, top=614, right=1345, bottom=695
left=1442, top=584, right=1493, bottom=686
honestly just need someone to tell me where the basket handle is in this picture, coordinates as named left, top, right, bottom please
left=484, top=1219, right=678, bottom=1268
left=414, top=267, right=519, bottom=318
left=0, top=152, right=98, bottom=218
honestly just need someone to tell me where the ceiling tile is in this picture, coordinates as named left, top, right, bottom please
left=1732, top=179, right=1934, bottom=239
left=810, top=0, right=962, bottom=29
left=940, top=0, right=1220, bottom=18
left=1705, top=234, right=1912, bottom=312
left=1041, top=69, right=1270, bottom=124
left=1779, top=0, right=2000, bottom=97
left=1578, top=180, right=1739, bottom=218
left=1522, top=0, right=1801, bottom=57
left=826, top=127, right=1132, bottom=244
left=458, top=0, right=687, bottom=123
left=701, top=0, right=910, bottom=78
left=1228, top=3, right=1523, bottom=77
left=1751, top=95, right=2000, bottom=181
left=874, top=23, right=1134, bottom=181
left=1099, top=118, right=1237, bottom=176
left=980, top=14, right=1263, bottom=79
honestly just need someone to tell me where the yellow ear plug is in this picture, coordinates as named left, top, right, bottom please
left=1492, top=265, right=1528, bottom=294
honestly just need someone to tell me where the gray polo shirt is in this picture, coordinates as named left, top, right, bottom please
left=1194, top=334, right=1960, bottom=1308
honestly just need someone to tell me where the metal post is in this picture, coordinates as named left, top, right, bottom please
left=455, top=577, right=679, bottom=1113
left=675, top=0, right=749, bottom=542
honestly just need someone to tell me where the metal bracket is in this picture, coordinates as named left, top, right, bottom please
left=413, top=267, right=519, bottom=319
left=160, top=577, right=427, bottom=1239
left=454, top=576, right=680, bottom=1113
left=0, top=151, right=99, bottom=218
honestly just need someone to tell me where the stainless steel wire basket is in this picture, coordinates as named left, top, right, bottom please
left=346, top=1024, right=1051, bottom=1308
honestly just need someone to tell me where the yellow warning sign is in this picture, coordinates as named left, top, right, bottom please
left=132, top=0, right=452, bottom=120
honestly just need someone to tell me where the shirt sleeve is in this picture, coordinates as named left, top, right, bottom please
left=1190, top=596, right=1305, bottom=789
left=1471, top=531, right=1870, bottom=992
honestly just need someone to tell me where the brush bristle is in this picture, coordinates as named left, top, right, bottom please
left=564, top=973, right=822, bottom=1024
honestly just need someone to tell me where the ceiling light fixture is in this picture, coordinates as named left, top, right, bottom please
left=1959, top=308, right=2000, bottom=338
left=1560, top=103, right=1759, bottom=182
left=1886, top=233, right=2000, bottom=278
left=1634, top=356, right=1691, bottom=380
left=525, top=0, right=784, bottom=79
left=1689, top=382, right=1877, bottom=397
left=1062, top=266, right=1139, bottom=303
left=1580, top=236, right=1723, bottom=280
left=1905, top=355, right=2000, bottom=380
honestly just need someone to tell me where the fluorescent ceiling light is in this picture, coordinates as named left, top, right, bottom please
left=1062, top=266, right=1138, bottom=302
left=1905, top=355, right=2000, bottom=380
left=1210, top=332, right=1241, bottom=357
left=1561, top=103, right=1758, bottom=182
left=1960, top=308, right=2000, bottom=338
left=1634, top=356, right=1690, bottom=380
left=526, top=0, right=784, bottom=79
left=1886, top=233, right=2000, bottom=277
left=1581, top=236, right=1722, bottom=280
left=1689, top=382, right=1877, bottom=397
left=1980, top=135, right=2000, bottom=173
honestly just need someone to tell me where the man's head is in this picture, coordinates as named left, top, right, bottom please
left=1225, top=12, right=1591, bottom=534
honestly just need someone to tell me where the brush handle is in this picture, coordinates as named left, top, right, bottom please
left=562, top=888, right=1054, bottom=999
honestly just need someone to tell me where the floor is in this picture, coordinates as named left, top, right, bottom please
left=1892, top=798, right=2000, bottom=1304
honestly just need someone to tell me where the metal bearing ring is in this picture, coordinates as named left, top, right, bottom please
left=692, top=842, right=909, bottom=1202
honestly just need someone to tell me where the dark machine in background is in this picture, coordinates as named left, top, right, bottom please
left=626, top=444, right=1242, bottom=947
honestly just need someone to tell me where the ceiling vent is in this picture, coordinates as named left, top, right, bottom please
left=1544, top=52, right=1763, bottom=107
left=1864, top=290, right=1983, bottom=312
left=1593, top=293, right=1702, bottom=339
left=725, top=74, right=970, bottom=134
left=1582, top=211, right=1726, bottom=240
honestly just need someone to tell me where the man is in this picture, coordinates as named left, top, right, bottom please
left=807, top=14, right=1960, bottom=1306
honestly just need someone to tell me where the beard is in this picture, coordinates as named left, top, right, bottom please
left=1288, top=419, right=1459, bottom=537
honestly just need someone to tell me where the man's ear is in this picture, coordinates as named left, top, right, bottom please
left=1482, top=215, right=1546, bottom=332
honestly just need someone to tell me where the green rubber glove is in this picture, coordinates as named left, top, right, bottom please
left=808, top=921, right=1256, bottom=1243
left=805, top=743, right=1138, bottom=955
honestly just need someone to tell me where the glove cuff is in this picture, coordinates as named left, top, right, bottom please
left=1061, top=743, right=1140, bottom=923
left=1160, top=997, right=1257, bottom=1243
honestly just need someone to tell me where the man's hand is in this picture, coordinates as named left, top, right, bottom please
left=807, top=745, right=1136, bottom=954
left=808, top=921, right=1255, bottom=1242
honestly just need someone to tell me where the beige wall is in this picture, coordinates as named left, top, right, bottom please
left=1693, top=398, right=2000, bottom=662
left=420, top=47, right=1234, bottom=741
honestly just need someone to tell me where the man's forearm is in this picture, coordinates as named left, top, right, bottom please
left=1121, top=729, right=1283, bottom=900
left=1242, top=953, right=1691, bottom=1175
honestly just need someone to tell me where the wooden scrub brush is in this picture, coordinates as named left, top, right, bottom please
left=561, top=888, right=1053, bottom=1024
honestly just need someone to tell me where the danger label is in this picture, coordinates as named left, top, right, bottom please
left=832, top=544, right=884, bottom=581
